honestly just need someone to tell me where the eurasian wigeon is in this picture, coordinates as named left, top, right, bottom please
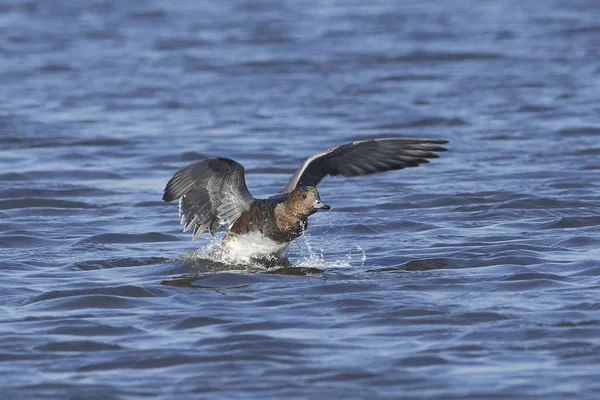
left=163, top=137, right=448, bottom=263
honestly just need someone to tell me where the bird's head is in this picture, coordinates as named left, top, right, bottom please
left=287, top=186, right=331, bottom=218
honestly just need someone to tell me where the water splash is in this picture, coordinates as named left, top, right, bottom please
left=184, top=236, right=222, bottom=261
left=293, top=230, right=352, bottom=269
left=345, top=244, right=367, bottom=268
left=183, top=234, right=285, bottom=271
left=182, top=228, right=359, bottom=271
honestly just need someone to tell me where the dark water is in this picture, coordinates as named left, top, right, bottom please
left=2, top=0, right=600, bottom=398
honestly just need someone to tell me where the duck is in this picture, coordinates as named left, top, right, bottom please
left=163, top=137, right=448, bottom=264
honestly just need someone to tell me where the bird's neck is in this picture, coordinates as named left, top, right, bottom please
left=274, top=203, right=307, bottom=232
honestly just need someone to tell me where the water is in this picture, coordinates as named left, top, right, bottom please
left=1, top=0, right=600, bottom=398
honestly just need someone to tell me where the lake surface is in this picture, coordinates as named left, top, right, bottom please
left=1, top=0, right=600, bottom=398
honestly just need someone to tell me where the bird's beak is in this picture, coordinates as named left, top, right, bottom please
left=313, top=200, right=331, bottom=211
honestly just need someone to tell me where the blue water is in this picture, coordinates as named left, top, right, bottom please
left=2, top=0, right=600, bottom=398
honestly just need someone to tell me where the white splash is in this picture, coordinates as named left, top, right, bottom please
left=186, top=232, right=288, bottom=267
left=355, top=244, right=367, bottom=267
left=292, top=231, right=352, bottom=269
left=219, top=232, right=290, bottom=264
left=186, top=230, right=362, bottom=270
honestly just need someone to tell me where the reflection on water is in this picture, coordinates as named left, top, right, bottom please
left=370, top=258, right=448, bottom=272
left=161, top=275, right=251, bottom=291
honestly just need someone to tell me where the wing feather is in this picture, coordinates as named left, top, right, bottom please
left=281, top=137, right=448, bottom=192
left=163, top=157, right=254, bottom=239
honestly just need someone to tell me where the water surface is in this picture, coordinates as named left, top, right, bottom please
left=1, top=0, right=600, bottom=398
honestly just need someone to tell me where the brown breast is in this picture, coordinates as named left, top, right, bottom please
left=227, top=200, right=308, bottom=244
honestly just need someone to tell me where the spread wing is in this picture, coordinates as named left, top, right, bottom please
left=281, top=137, right=448, bottom=193
left=163, top=157, right=254, bottom=239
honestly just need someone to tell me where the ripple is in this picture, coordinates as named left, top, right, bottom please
left=494, top=197, right=591, bottom=210
left=558, top=126, right=600, bottom=136
left=70, top=256, right=169, bottom=270
left=24, top=284, right=163, bottom=305
left=553, top=320, right=600, bottom=328
left=171, top=316, right=229, bottom=330
left=36, top=341, right=123, bottom=352
left=127, top=9, right=167, bottom=20
left=77, top=353, right=211, bottom=372
left=556, top=236, right=600, bottom=248
left=516, top=104, right=555, bottom=113
left=396, top=355, right=449, bottom=367
left=455, top=312, right=511, bottom=323
left=0, top=198, right=94, bottom=210
left=564, top=26, right=600, bottom=36
left=72, top=138, right=133, bottom=147
left=309, top=281, right=379, bottom=295
left=154, top=38, right=211, bottom=51
left=74, top=232, right=181, bottom=245
left=366, top=117, right=469, bottom=130
left=375, top=74, right=445, bottom=82
left=494, top=278, right=569, bottom=291
left=45, top=323, right=143, bottom=336
left=0, top=235, right=56, bottom=247
left=39, top=63, right=74, bottom=73
left=504, top=272, right=568, bottom=282
left=403, top=258, right=448, bottom=271
left=310, top=369, right=379, bottom=383
left=354, top=50, right=503, bottom=64
left=235, top=59, right=320, bottom=74
left=0, top=172, right=28, bottom=181
left=12, top=170, right=126, bottom=180
left=196, top=333, right=306, bottom=354
left=539, top=216, right=600, bottom=229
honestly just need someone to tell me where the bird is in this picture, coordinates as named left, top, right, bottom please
left=163, top=137, right=448, bottom=264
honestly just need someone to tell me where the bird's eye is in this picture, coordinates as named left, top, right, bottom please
left=302, top=193, right=307, bottom=199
